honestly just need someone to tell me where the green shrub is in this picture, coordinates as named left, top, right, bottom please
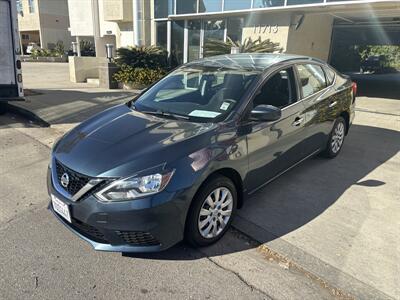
left=53, top=41, right=65, bottom=57
left=113, top=65, right=167, bottom=86
left=114, top=46, right=169, bottom=70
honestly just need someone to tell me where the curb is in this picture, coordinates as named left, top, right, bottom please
left=232, top=216, right=393, bottom=300
left=6, top=103, right=50, bottom=127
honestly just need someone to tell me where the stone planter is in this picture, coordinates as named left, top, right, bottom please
left=22, top=56, right=68, bottom=63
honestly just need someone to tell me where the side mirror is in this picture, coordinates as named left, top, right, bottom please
left=250, top=104, right=281, bottom=122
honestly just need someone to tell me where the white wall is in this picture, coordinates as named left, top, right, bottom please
left=67, top=0, right=94, bottom=36
left=286, top=13, right=334, bottom=61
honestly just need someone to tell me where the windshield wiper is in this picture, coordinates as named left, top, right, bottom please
left=138, top=109, right=190, bottom=121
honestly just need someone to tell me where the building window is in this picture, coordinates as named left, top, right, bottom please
left=199, top=0, right=222, bottom=13
left=16, top=0, right=23, bottom=15
left=171, top=20, right=185, bottom=64
left=224, top=0, right=251, bottom=11
left=28, top=0, right=35, bottom=13
left=154, top=0, right=174, bottom=18
left=203, top=19, right=225, bottom=57
left=287, top=0, right=323, bottom=5
left=227, top=17, right=244, bottom=43
left=252, top=0, right=284, bottom=8
left=176, top=0, right=197, bottom=14
left=21, top=34, right=30, bottom=40
left=187, top=20, right=201, bottom=62
left=155, top=21, right=168, bottom=50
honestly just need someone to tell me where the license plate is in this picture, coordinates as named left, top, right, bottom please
left=51, top=194, right=71, bottom=223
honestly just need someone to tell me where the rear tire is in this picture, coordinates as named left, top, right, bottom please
left=185, top=175, right=237, bottom=247
left=322, top=117, right=346, bottom=158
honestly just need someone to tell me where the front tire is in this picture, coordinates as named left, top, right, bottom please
left=185, top=175, right=237, bottom=247
left=322, top=117, right=346, bottom=158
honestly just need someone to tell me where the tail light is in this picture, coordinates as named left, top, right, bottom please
left=352, top=82, right=357, bottom=95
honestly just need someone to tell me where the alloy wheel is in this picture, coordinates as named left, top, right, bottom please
left=331, top=121, right=345, bottom=154
left=197, top=187, right=233, bottom=239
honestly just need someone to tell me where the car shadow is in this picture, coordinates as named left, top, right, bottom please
left=7, top=88, right=138, bottom=126
left=123, top=124, right=399, bottom=260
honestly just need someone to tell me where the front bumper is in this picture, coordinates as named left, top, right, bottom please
left=47, top=167, right=190, bottom=253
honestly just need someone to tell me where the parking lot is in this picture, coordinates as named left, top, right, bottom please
left=0, top=63, right=399, bottom=299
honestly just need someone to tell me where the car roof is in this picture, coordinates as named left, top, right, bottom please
left=185, top=53, right=324, bottom=71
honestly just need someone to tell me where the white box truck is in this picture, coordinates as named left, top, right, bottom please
left=0, top=0, right=24, bottom=113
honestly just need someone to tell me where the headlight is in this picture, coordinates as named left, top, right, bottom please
left=95, top=171, right=174, bottom=202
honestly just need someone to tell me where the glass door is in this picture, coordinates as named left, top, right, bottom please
left=187, top=20, right=201, bottom=62
left=203, top=19, right=226, bottom=57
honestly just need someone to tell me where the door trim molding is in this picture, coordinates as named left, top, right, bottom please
left=248, top=148, right=321, bottom=195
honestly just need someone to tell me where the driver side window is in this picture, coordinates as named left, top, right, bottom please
left=253, top=67, right=297, bottom=109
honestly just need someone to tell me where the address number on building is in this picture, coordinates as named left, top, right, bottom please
left=254, top=24, right=279, bottom=34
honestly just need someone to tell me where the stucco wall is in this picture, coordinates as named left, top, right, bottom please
left=17, top=0, right=40, bottom=31
left=242, top=12, right=291, bottom=52
left=286, top=13, right=334, bottom=61
left=67, top=0, right=94, bottom=37
left=69, top=56, right=106, bottom=82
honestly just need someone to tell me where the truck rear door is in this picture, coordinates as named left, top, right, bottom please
left=0, top=0, right=23, bottom=100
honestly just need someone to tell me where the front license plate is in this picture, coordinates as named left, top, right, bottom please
left=51, top=194, right=71, bottom=223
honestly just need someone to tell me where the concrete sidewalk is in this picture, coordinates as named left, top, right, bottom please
left=235, top=104, right=400, bottom=299
left=11, top=62, right=138, bottom=125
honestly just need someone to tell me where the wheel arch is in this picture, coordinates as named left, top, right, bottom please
left=339, top=110, right=350, bottom=135
left=194, top=168, right=244, bottom=210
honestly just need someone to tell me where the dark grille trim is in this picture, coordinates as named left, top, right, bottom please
left=55, top=160, right=92, bottom=196
left=115, top=231, right=160, bottom=246
left=70, top=217, right=109, bottom=244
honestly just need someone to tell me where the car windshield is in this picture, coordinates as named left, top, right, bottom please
left=133, top=65, right=261, bottom=122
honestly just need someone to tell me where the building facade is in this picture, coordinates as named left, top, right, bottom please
left=67, top=0, right=152, bottom=57
left=152, top=0, right=400, bottom=70
left=17, top=0, right=72, bottom=53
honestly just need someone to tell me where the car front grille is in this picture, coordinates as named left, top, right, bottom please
left=70, top=218, right=108, bottom=244
left=116, top=231, right=160, bottom=246
left=55, top=160, right=91, bottom=196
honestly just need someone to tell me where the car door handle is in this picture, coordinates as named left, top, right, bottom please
left=292, top=117, right=303, bottom=127
left=329, top=101, right=338, bottom=108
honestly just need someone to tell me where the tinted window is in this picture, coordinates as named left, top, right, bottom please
left=177, top=0, right=197, bottom=14
left=199, top=0, right=222, bottom=12
left=171, top=21, right=185, bottom=65
left=154, top=0, right=173, bottom=18
left=224, top=0, right=251, bottom=11
left=155, top=21, right=168, bottom=50
left=203, top=20, right=225, bottom=57
left=253, top=68, right=297, bottom=108
left=324, top=67, right=336, bottom=85
left=296, top=64, right=327, bottom=98
left=253, top=0, right=284, bottom=7
left=227, top=17, right=244, bottom=43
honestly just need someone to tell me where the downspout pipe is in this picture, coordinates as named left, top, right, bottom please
left=133, top=0, right=144, bottom=47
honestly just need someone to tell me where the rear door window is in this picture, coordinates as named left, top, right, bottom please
left=296, top=64, right=327, bottom=98
left=324, top=67, right=336, bottom=85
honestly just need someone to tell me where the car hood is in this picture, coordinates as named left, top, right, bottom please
left=54, top=105, right=216, bottom=177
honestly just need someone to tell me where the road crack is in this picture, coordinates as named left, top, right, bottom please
left=202, top=254, right=274, bottom=300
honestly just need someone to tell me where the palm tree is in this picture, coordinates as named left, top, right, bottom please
left=203, top=37, right=283, bottom=57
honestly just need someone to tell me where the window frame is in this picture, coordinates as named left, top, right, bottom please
left=294, top=63, right=331, bottom=100
left=251, top=65, right=300, bottom=110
